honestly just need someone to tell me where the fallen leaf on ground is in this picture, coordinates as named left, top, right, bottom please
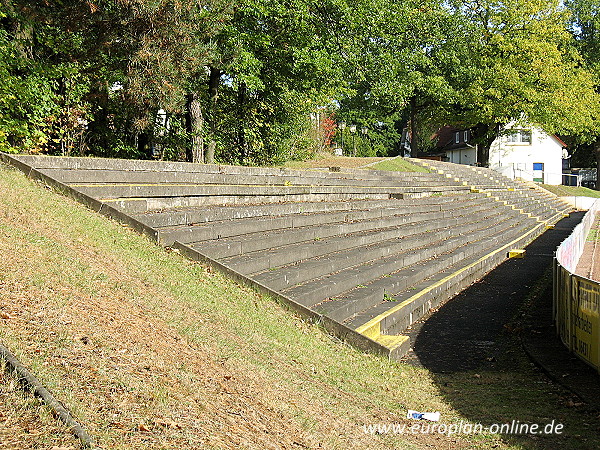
left=154, top=419, right=182, bottom=429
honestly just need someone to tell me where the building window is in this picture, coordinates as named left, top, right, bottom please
left=463, top=130, right=469, bottom=142
left=507, top=129, right=532, bottom=144
left=455, top=132, right=460, bottom=144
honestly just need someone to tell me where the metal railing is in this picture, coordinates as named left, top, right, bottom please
left=510, top=167, right=581, bottom=186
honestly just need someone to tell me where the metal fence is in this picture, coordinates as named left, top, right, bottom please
left=553, top=200, right=600, bottom=372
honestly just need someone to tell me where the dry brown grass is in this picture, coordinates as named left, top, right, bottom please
left=0, top=364, right=78, bottom=449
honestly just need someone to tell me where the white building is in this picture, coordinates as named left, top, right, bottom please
left=488, top=124, right=567, bottom=186
left=438, top=123, right=567, bottom=185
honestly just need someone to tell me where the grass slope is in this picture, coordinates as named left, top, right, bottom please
left=0, top=162, right=598, bottom=449
left=370, top=158, right=430, bottom=173
left=540, top=184, right=600, bottom=198
left=281, top=154, right=426, bottom=172
left=0, top=362, right=79, bottom=448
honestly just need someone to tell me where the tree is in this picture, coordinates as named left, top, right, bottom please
left=120, top=0, right=230, bottom=163
left=566, top=0, right=600, bottom=186
left=334, top=0, right=461, bottom=157
left=207, top=0, right=344, bottom=164
left=121, top=0, right=344, bottom=165
left=446, top=0, right=600, bottom=165
left=0, top=1, right=94, bottom=154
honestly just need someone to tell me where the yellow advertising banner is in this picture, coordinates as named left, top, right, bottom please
left=572, top=278, right=600, bottom=369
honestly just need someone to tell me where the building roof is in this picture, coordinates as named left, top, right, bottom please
left=432, top=126, right=474, bottom=152
left=433, top=124, right=568, bottom=150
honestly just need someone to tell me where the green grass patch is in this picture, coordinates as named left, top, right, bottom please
left=541, top=184, right=600, bottom=198
left=587, top=229, right=600, bottom=241
left=370, top=157, right=430, bottom=173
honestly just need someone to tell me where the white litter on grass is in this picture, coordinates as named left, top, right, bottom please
left=407, top=410, right=440, bottom=422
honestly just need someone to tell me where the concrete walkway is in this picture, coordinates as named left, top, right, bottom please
left=402, top=212, right=600, bottom=406
left=574, top=213, right=600, bottom=281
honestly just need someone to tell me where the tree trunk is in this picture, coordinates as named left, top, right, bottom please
left=208, top=67, right=220, bottom=103
left=86, top=82, right=110, bottom=154
left=206, top=141, right=216, bottom=164
left=594, top=138, right=600, bottom=191
left=409, top=97, right=418, bottom=158
left=137, top=132, right=149, bottom=158
left=237, top=82, right=247, bottom=163
left=6, top=9, right=34, bottom=59
left=472, top=123, right=500, bottom=167
left=185, top=92, right=204, bottom=163
left=206, top=67, right=221, bottom=165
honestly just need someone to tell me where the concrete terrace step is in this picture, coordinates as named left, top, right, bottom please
left=40, top=167, right=452, bottom=188
left=312, top=214, right=532, bottom=323
left=2, top=152, right=574, bottom=361
left=94, top=185, right=471, bottom=214
left=184, top=208, right=466, bottom=257
left=191, top=203, right=485, bottom=261
left=70, top=183, right=459, bottom=200
left=277, top=212, right=536, bottom=309
left=16, top=154, right=470, bottom=215
left=106, top=192, right=398, bottom=213
left=178, top=197, right=502, bottom=253
left=221, top=202, right=502, bottom=274
left=155, top=193, right=489, bottom=234
left=250, top=207, right=510, bottom=292
left=413, top=159, right=524, bottom=187
left=132, top=194, right=477, bottom=228
left=343, top=219, right=540, bottom=333
left=411, top=159, right=573, bottom=221
left=25, top=155, right=447, bottom=189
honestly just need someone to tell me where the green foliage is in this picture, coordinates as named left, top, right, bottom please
left=566, top=0, right=600, bottom=145
left=0, top=4, right=93, bottom=155
left=1, top=0, right=600, bottom=165
left=0, top=14, right=57, bottom=152
left=334, top=0, right=463, bottom=155
left=447, top=0, right=600, bottom=152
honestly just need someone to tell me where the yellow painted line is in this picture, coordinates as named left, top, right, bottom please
left=355, top=223, right=544, bottom=338
left=373, top=334, right=410, bottom=351
left=508, top=249, right=526, bottom=258
left=100, top=198, right=147, bottom=202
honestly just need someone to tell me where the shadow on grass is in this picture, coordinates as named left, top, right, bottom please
left=404, top=212, right=600, bottom=449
